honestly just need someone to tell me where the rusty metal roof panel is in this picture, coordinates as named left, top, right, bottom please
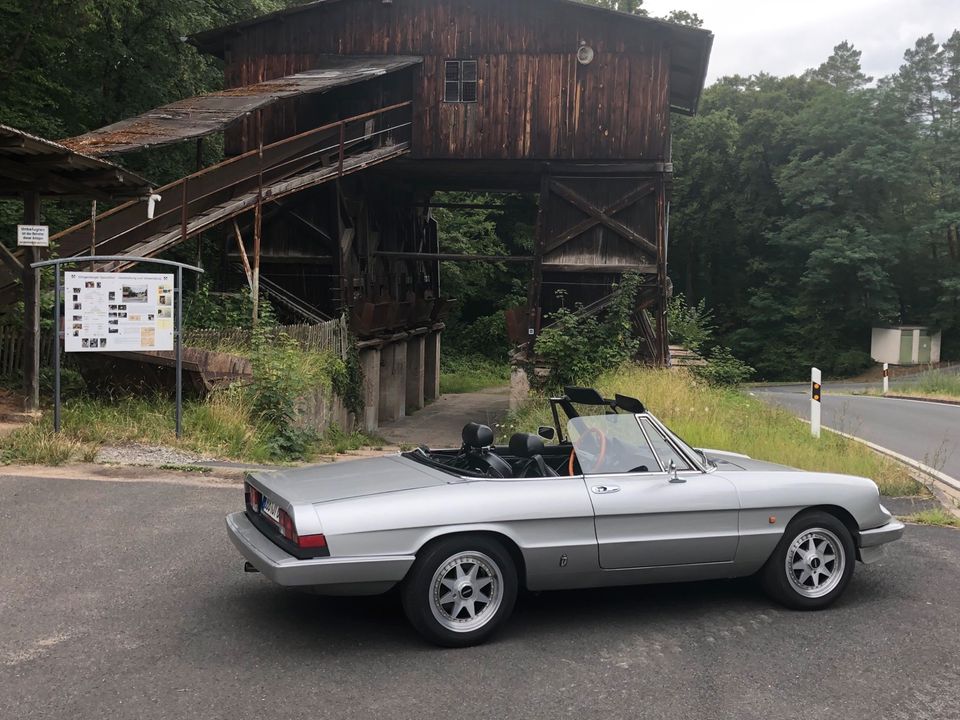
left=61, top=55, right=422, bottom=157
left=0, top=124, right=153, bottom=198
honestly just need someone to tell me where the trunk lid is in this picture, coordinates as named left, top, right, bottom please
left=246, top=455, right=448, bottom=505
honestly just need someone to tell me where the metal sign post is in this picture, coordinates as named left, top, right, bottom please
left=810, top=367, right=822, bottom=439
left=882, top=363, right=889, bottom=395
left=32, top=256, right=203, bottom=438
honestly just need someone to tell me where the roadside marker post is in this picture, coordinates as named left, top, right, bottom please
left=883, top=363, right=889, bottom=395
left=811, top=367, right=822, bottom=439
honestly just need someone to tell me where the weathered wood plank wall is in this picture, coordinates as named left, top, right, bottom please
left=221, top=0, right=671, bottom=161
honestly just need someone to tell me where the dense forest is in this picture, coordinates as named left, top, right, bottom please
left=1, top=1, right=958, bottom=379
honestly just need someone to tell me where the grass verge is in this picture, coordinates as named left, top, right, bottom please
left=905, top=508, right=960, bottom=528
left=0, top=391, right=382, bottom=467
left=505, top=365, right=919, bottom=497
left=440, top=355, right=510, bottom=394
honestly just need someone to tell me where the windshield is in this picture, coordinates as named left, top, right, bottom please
left=567, top=414, right=661, bottom=474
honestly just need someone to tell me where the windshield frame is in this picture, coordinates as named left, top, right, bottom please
left=565, top=412, right=707, bottom=476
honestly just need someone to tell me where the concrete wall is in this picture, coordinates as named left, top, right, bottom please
left=378, top=340, right=407, bottom=422
left=424, top=331, right=440, bottom=402
left=405, top=334, right=425, bottom=412
left=294, top=386, right=352, bottom=433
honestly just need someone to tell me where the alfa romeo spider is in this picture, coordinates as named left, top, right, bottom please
left=226, top=387, right=904, bottom=646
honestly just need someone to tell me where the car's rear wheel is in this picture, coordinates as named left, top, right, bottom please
left=401, top=535, right=517, bottom=647
left=760, top=510, right=855, bottom=610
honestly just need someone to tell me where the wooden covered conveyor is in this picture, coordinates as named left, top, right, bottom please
left=0, top=56, right=420, bottom=305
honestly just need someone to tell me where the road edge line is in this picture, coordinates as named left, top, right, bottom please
left=820, top=424, right=960, bottom=517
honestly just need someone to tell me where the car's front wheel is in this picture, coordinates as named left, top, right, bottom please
left=401, top=535, right=518, bottom=647
left=760, top=510, right=855, bottom=610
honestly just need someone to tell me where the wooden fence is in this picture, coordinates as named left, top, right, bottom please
left=184, top=316, right=350, bottom=358
left=0, top=316, right=350, bottom=379
left=0, top=325, right=55, bottom=378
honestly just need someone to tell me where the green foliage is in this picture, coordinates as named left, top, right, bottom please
left=247, top=329, right=340, bottom=460
left=831, top=350, right=874, bottom=377
left=670, top=32, right=960, bottom=379
left=439, top=355, right=510, bottom=394
left=667, top=294, right=715, bottom=352
left=432, top=191, right=534, bottom=360
left=184, top=281, right=277, bottom=330
left=914, top=370, right=960, bottom=397
left=535, top=273, right=642, bottom=388
left=693, top=346, right=754, bottom=387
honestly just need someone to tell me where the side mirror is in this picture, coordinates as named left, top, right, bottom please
left=537, top=426, right=556, bottom=441
left=668, top=459, right=686, bottom=483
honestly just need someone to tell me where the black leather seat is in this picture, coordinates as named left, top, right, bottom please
left=509, top=433, right=558, bottom=478
left=454, top=423, right=513, bottom=477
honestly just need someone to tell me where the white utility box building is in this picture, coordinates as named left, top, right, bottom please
left=870, top=326, right=941, bottom=365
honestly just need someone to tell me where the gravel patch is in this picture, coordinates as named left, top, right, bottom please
left=95, top=443, right=215, bottom=467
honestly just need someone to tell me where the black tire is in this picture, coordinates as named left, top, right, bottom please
left=760, top=510, right=856, bottom=610
left=401, top=535, right=518, bottom=647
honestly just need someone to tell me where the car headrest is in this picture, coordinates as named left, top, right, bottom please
left=509, top=432, right=545, bottom=458
left=462, top=422, right=494, bottom=448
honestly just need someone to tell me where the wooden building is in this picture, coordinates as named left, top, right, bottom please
left=18, top=0, right=712, bottom=428
left=191, top=0, right=713, bottom=363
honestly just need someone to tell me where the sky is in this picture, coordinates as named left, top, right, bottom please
left=643, top=0, right=960, bottom=83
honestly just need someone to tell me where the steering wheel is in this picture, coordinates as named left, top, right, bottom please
left=568, top=426, right=608, bottom=476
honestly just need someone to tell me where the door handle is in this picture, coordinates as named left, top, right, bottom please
left=591, top=485, right=620, bottom=494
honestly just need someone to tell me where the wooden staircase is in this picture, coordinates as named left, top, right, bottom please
left=0, top=102, right=412, bottom=301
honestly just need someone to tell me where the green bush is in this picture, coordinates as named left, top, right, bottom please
left=831, top=350, right=873, bottom=377
left=694, top=346, right=754, bottom=386
left=534, top=273, right=642, bottom=389
left=667, top=294, right=715, bottom=352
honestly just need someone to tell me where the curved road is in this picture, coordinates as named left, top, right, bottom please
left=756, top=387, right=960, bottom=480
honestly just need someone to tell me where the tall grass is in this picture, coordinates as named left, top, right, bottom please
left=505, top=365, right=918, bottom=496
left=914, top=370, right=960, bottom=398
left=440, top=355, right=510, bottom=394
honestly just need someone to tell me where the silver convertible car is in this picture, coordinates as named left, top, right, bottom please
left=227, top=387, right=904, bottom=646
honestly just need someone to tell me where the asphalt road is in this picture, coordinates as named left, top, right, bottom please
left=4, top=475, right=960, bottom=720
left=756, top=388, right=960, bottom=480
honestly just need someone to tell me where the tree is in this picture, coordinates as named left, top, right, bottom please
left=805, top=41, right=872, bottom=91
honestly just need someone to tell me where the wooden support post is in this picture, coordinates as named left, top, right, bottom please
left=233, top=220, right=253, bottom=290
left=655, top=175, right=669, bottom=366
left=252, top=112, right=264, bottom=325
left=527, top=170, right=549, bottom=344
left=89, top=200, right=97, bottom=271
left=22, top=191, right=41, bottom=413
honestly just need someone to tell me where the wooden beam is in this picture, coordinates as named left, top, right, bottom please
left=541, top=263, right=657, bottom=274
left=0, top=241, right=23, bottom=274
left=22, top=191, right=41, bottom=413
left=232, top=220, right=253, bottom=290
left=546, top=180, right=658, bottom=258
left=373, top=251, right=533, bottom=263
left=0, top=156, right=112, bottom=201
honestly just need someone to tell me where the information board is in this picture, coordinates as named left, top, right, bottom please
left=64, top=272, right=174, bottom=352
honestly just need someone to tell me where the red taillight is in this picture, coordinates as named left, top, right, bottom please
left=298, top=534, right=327, bottom=549
left=245, top=482, right=261, bottom=511
left=277, top=508, right=327, bottom=549
left=278, top=508, right=298, bottom=542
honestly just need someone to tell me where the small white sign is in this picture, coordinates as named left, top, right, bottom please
left=17, top=225, right=49, bottom=247
left=64, top=271, right=174, bottom=353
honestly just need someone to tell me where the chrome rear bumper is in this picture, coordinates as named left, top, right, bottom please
left=225, top=512, right=415, bottom=588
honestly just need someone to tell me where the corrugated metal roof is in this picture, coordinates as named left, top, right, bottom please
left=188, top=0, right=713, bottom=115
left=62, top=55, right=422, bottom=156
left=0, top=124, right=153, bottom=199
